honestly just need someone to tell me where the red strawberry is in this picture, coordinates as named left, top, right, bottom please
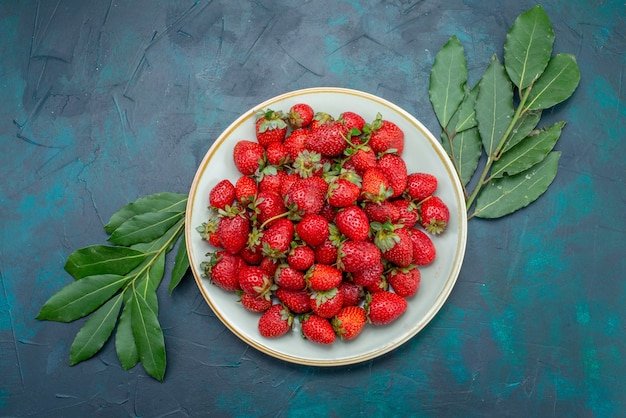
left=240, top=292, right=272, bottom=313
left=300, top=313, right=336, bottom=344
left=258, top=304, right=293, bottom=338
left=240, top=245, right=263, bottom=265
left=217, top=207, right=250, bottom=255
left=347, top=146, right=377, bottom=175
left=254, top=192, right=286, bottom=227
left=295, top=214, right=329, bottom=247
left=292, top=150, right=324, bottom=178
left=310, top=287, right=344, bottom=319
left=261, top=218, right=294, bottom=259
left=305, top=264, right=343, bottom=291
left=265, top=142, right=290, bottom=166
left=368, top=116, right=404, bottom=155
left=310, top=111, right=334, bottom=130
left=388, top=266, right=421, bottom=297
left=419, top=196, right=450, bottom=234
left=335, top=205, right=370, bottom=241
left=287, top=245, right=315, bottom=271
left=364, top=272, right=388, bottom=293
left=209, top=179, right=236, bottom=210
left=258, top=169, right=286, bottom=196
left=284, top=176, right=328, bottom=217
left=332, top=306, right=366, bottom=340
left=361, top=167, right=392, bottom=203
left=339, top=111, right=366, bottom=132
left=408, top=229, right=437, bottom=265
left=318, top=202, right=337, bottom=223
left=337, top=240, right=381, bottom=272
left=327, top=178, right=361, bottom=208
left=363, top=201, right=400, bottom=223
left=372, top=224, right=413, bottom=268
left=274, top=264, right=306, bottom=290
left=283, top=128, right=310, bottom=160
left=259, top=256, right=279, bottom=277
left=390, top=199, right=418, bottom=229
left=255, top=109, right=288, bottom=147
left=366, top=291, right=407, bottom=325
left=314, top=238, right=339, bottom=265
left=238, top=265, right=273, bottom=298
left=235, top=176, right=258, bottom=205
left=377, top=153, right=407, bottom=198
left=306, top=122, right=349, bottom=157
left=406, top=172, right=438, bottom=201
left=196, top=217, right=220, bottom=247
left=338, top=281, right=364, bottom=307
left=276, top=289, right=312, bottom=314
left=233, top=140, right=265, bottom=175
left=350, top=260, right=384, bottom=287
left=201, top=251, right=243, bottom=292
left=288, top=103, right=314, bottom=129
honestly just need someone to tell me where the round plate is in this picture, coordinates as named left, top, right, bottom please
left=185, top=87, right=467, bottom=366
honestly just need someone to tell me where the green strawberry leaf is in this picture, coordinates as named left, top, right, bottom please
left=69, top=293, right=123, bottom=366
left=36, top=274, right=129, bottom=322
left=475, top=55, right=515, bottom=158
left=504, top=4, right=554, bottom=90
left=109, top=211, right=184, bottom=246
left=502, top=110, right=542, bottom=153
left=131, top=289, right=166, bottom=382
left=115, top=295, right=139, bottom=370
left=525, top=53, right=581, bottom=111
left=429, top=35, right=468, bottom=129
left=64, top=245, right=148, bottom=280
left=491, top=121, right=564, bottom=178
left=104, top=192, right=187, bottom=234
left=472, top=151, right=561, bottom=218
left=169, top=239, right=189, bottom=294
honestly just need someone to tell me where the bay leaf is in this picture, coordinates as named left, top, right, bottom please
left=429, top=35, right=467, bottom=129
left=69, top=293, right=123, bottom=365
left=491, top=121, right=564, bottom=178
left=64, top=245, right=147, bottom=280
left=131, top=290, right=166, bottom=382
left=116, top=292, right=139, bottom=370
left=475, top=55, right=514, bottom=157
left=473, top=151, right=561, bottom=218
left=131, top=218, right=184, bottom=254
left=36, top=274, right=128, bottom=322
left=502, top=110, right=542, bottom=153
left=526, top=53, right=581, bottom=110
left=443, top=126, right=482, bottom=187
left=104, top=192, right=187, bottom=234
left=109, top=211, right=183, bottom=246
left=169, top=238, right=189, bottom=294
left=454, top=84, right=479, bottom=133
left=504, top=5, right=554, bottom=90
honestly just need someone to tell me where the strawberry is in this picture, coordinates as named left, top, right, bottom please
left=284, top=176, right=328, bottom=218
left=335, top=205, right=370, bottom=241
left=337, top=240, right=381, bottom=272
left=406, top=172, right=438, bottom=201
left=283, top=128, right=310, bottom=160
left=310, top=287, right=344, bottom=319
left=390, top=199, right=418, bottom=229
left=259, top=256, right=279, bottom=277
left=366, top=291, right=407, bottom=325
left=306, top=122, right=349, bottom=157
left=346, top=146, right=377, bottom=175
left=314, top=238, right=339, bottom=265
left=287, top=245, right=315, bottom=271
left=295, top=214, right=329, bottom=247
left=196, top=217, right=220, bottom=247
left=233, top=140, right=265, bottom=175
left=361, top=167, right=392, bottom=203
left=209, top=179, right=236, bottom=210
left=292, top=149, right=324, bottom=178
left=327, top=178, right=361, bottom=208
left=239, top=292, right=272, bottom=313
left=261, top=218, right=294, bottom=259
left=408, top=228, right=437, bottom=265
left=305, top=264, right=343, bottom=291
left=419, top=196, right=450, bottom=234
left=363, top=201, right=400, bottom=223
left=265, top=141, right=290, bottom=166
left=258, top=169, right=286, bottom=196
left=388, top=266, right=421, bottom=297
left=364, top=272, right=388, bottom=293
left=374, top=225, right=413, bottom=268
left=300, top=313, right=336, bottom=344
left=274, top=264, right=306, bottom=290
left=276, top=288, right=312, bottom=314
left=235, top=176, right=258, bottom=205
left=332, top=306, right=367, bottom=340
left=377, top=153, right=407, bottom=198
left=350, top=260, right=384, bottom=287
left=253, top=192, right=286, bottom=227
left=240, top=245, right=263, bottom=265
left=310, top=111, right=334, bottom=130
left=368, top=115, right=404, bottom=155
left=338, top=281, right=364, bottom=307
left=238, top=265, right=273, bottom=298
left=258, top=304, right=293, bottom=338
left=339, top=111, right=366, bottom=132
left=216, top=207, right=250, bottom=255
left=255, top=109, right=288, bottom=147
left=200, top=251, right=242, bottom=292
left=288, top=103, right=314, bottom=129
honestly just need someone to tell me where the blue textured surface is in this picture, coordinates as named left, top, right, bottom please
left=1, top=0, right=625, bottom=416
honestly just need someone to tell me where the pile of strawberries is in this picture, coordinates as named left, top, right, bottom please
left=197, top=103, right=450, bottom=345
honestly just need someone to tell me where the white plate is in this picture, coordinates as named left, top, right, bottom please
left=185, top=87, right=467, bottom=366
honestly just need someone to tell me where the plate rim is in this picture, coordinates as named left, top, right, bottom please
left=185, top=86, right=467, bottom=366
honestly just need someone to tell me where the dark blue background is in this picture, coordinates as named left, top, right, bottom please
left=1, top=0, right=624, bottom=416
